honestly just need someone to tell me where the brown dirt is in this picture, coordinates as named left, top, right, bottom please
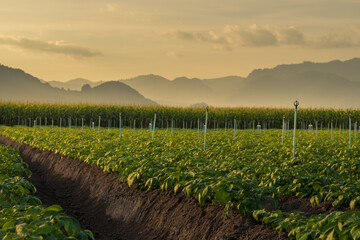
left=0, top=135, right=289, bottom=240
left=275, top=196, right=360, bottom=217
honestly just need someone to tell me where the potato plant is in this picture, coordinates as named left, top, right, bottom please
left=1, top=125, right=360, bottom=239
left=0, top=144, right=94, bottom=239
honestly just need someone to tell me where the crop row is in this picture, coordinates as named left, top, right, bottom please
left=1, top=125, right=360, bottom=239
left=0, top=143, right=94, bottom=239
left=1, top=102, right=359, bottom=129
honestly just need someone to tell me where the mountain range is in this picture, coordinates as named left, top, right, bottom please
left=1, top=58, right=360, bottom=108
left=0, top=65, right=156, bottom=105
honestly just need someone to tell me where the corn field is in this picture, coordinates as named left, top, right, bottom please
left=0, top=101, right=359, bottom=129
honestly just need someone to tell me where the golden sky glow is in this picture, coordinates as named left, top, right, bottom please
left=0, top=0, right=360, bottom=81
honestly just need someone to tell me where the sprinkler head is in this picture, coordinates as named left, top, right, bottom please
left=293, top=100, right=299, bottom=107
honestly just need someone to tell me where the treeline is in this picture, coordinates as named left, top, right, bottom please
left=0, top=102, right=359, bottom=129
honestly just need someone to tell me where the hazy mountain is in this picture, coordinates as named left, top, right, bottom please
left=2, top=57, right=360, bottom=108
left=202, top=76, right=246, bottom=92
left=79, top=81, right=157, bottom=105
left=120, top=75, right=214, bottom=105
left=0, top=65, right=157, bottom=105
left=48, top=78, right=103, bottom=91
left=248, top=58, right=360, bottom=83
left=228, top=71, right=360, bottom=108
left=116, top=58, right=360, bottom=108
left=228, top=58, right=360, bottom=108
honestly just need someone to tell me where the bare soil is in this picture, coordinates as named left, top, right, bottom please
left=0, top=135, right=292, bottom=240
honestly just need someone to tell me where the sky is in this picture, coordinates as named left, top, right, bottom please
left=0, top=0, right=360, bottom=82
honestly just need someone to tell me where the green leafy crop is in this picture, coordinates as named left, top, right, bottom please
left=1, top=125, right=360, bottom=239
left=0, top=144, right=94, bottom=239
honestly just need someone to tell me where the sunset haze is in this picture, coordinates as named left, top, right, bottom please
left=0, top=0, right=359, bottom=82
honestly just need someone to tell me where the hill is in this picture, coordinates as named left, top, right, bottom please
left=120, top=58, right=360, bottom=108
left=0, top=65, right=157, bottom=105
left=48, top=78, right=103, bottom=91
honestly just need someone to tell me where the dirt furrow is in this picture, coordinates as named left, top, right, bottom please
left=0, top=135, right=288, bottom=240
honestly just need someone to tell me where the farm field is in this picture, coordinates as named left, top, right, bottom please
left=1, top=124, right=360, bottom=239
left=0, top=143, right=94, bottom=239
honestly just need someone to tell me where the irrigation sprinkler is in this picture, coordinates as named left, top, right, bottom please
left=98, top=116, right=101, bottom=136
left=45, top=117, right=47, bottom=129
left=197, top=118, right=200, bottom=139
left=171, top=119, right=174, bottom=137
left=315, top=121, right=318, bottom=138
left=349, top=115, right=352, bottom=148
left=331, top=120, right=333, bottom=140
left=51, top=119, right=54, bottom=130
left=34, top=120, right=36, bottom=129
left=152, top=112, right=157, bottom=141
left=133, top=120, right=136, bottom=134
left=293, top=100, right=299, bottom=158
left=233, top=119, right=236, bottom=139
left=256, top=123, right=261, bottom=134
left=339, top=124, right=342, bottom=136
left=355, top=122, right=357, bottom=139
left=204, top=107, right=209, bottom=150
left=308, top=124, right=313, bottom=135
left=119, top=113, right=122, bottom=138
left=39, top=118, right=41, bottom=129
left=282, top=116, right=285, bottom=145
left=81, top=118, right=84, bottom=132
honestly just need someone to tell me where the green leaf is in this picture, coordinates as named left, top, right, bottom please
left=174, top=184, right=181, bottom=194
left=64, top=218, right=81, bottom=237
left=350, top=227, right=360, bottom=240
left=215, top=190, right=230, bottom=204
left=34, top=224, right=54, bottom=235
left=326, top=230, right=335, bottom=240
left=41, top=205, right=63, bottom=214
left=2, top=219, right=15, bottom=231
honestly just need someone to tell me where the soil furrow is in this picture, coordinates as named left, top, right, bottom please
left=0, top=135, right=288, bottom=240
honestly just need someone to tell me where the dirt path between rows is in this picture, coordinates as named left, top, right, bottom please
left=0, top=135, right=289, bottom=240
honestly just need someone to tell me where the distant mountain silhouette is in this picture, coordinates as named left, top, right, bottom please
left=120, top=75, right=214, bottom=105
left=118, top=58, right=360, bottom=108
left=0, top=65, right=157, bottom=105
left=248, top=58, right=360, bottom=83
left=49, top=78, right=103, bottom=91
left=2, top=57, right=360, bottom=108
left=232, top=58, right=360, bottom=107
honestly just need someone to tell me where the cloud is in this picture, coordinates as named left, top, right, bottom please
left=224, top=24, right=278, bottom=46
left=277, top=26, right=306, bottom=45
left=171, top=25, right=360, bottom=50
left=314, top=34, right=358, bottom=48
left=0, top=37, right=103, bottom=58
left=172, top=25, right=292, bottom=49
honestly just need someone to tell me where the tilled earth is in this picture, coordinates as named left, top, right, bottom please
left=2, top=134, right=343, bottom=240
